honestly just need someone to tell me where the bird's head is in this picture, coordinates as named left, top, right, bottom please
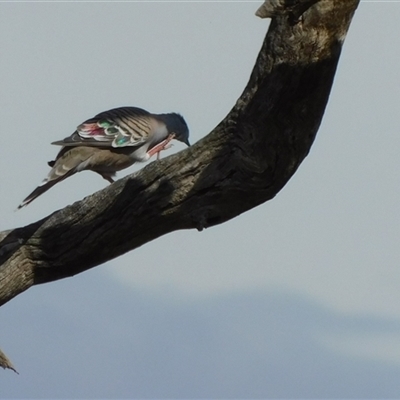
left=162, top=113, right=190, bottom=147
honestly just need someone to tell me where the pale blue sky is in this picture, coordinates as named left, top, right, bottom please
left=1, top=1, right=400, bottom=397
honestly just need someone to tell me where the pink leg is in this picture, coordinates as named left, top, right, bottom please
left=147, top=134, right=175, bottom=159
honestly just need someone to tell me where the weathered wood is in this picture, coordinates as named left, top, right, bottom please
left=0, top=0, right=360, bottom=369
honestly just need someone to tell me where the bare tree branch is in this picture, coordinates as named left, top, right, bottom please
left=0, top=0, right=360, bottom=369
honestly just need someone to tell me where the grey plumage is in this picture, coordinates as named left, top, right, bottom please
left=18, top=107, right=190, bottom=209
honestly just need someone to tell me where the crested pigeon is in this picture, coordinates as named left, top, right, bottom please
left=18, top=106, right=190, bottom=209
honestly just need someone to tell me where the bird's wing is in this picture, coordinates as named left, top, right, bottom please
left=52, top=107, right=158, bottom=149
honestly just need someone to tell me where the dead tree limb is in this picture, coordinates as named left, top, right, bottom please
left=0, top=0, right=360, bottom=371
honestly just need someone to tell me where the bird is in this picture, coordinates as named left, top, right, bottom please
left=18, top=106, right=190, bottom=209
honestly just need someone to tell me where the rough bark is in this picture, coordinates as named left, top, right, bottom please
left=0, top=0, right=360, bottom=372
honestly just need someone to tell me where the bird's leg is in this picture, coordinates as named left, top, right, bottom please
left=157, top=142, right=174, bottom=160
left=98, top=172, right=115, bottom=183
left=147, top=134, right=175, bottom=159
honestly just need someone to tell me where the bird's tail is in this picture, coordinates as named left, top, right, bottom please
left=17, top=146, right=97, bottom=209
left=17, top=176, right=65, bottom=209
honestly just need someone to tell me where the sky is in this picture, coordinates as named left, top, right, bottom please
left=1, top=1, right=400, bottom=398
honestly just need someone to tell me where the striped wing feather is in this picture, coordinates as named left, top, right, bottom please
left=52, top=107, right=154, bottom=148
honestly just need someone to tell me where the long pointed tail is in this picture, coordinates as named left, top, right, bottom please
left=17, top=146, right=95, bottom=209
left=17, top=177, right=64, bottom=209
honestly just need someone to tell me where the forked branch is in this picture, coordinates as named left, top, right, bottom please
left=0, top=0, right=360, bottom=371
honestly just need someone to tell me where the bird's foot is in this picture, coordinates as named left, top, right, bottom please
left=147, top=134, right=175, bottom=159
left=156, top=143, right=174, bottom=160
left=99, top=173, right=115, bottom=183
